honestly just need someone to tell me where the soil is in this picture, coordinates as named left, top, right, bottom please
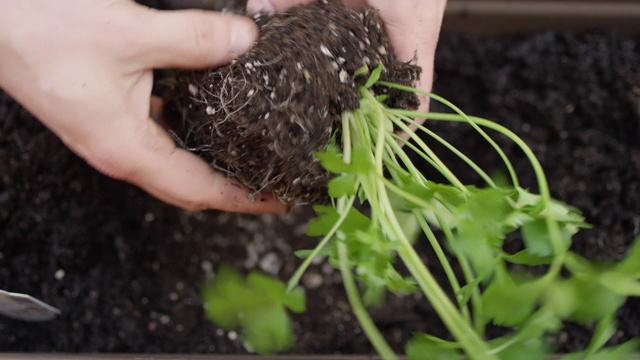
left=2, top=3, right=640, bottom=358
left=168, top=0, right=419, bottom=205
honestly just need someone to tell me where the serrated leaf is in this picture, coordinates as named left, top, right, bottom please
left=306, top=205, right=339, bottom=237
left=202, top=265, right=251, bottom=329
left=315, top=151, right=352, bottom=174
left=246, top=272, right=306, bottom=313
left=521, top=219, right=572, bottom=256
left=242, top=305, right=294, bottom=354
left=328, top=173, right=358, bottom=198
left=351, top=146, right=375, bottom=174
left=385, top=264, right=417, bottom=295
left=307, top=206, right=371, bottom=244
left=565, top=276, right=625, bottom=324
left=542, top=279, right=578, bottom=318
left=201, top=265, right=305, bottom=355
left=482, top=272, right=543, bottom=326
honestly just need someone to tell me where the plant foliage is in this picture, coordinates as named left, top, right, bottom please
left=201, top=65, right=640, bottom=359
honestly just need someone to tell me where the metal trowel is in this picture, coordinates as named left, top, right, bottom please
left=0, top=289, right=61, bottom=322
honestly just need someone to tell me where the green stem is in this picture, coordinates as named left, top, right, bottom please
left=361, top=90, right=468, bottom=193
left=436, top=213, right=485, bottom=336
left=419, top=112, right=567, bottom=271
left=337, top=240, right=398, bottom=360
left=356, top=97, right=495, bottom=358
left=286, top=195, right=356, bottom=293
left=387, top=110, right=497, bottom=188
left=379, top=81, right=519, bottom=189
left=415, top=213, right=472, bottom=323
left=338, top=110, right=396, bottom=360
left=376, top=182, right=495, bottom=359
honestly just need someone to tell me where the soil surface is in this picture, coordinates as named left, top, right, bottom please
left=2, top=6, right=640, bottom=357
left=169, top=0, right=419, bottom=205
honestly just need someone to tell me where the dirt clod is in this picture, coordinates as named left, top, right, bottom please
left=169, top=0, right=420, bottom=205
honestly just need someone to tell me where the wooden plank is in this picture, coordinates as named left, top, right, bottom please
left=0, top=356, right=391, bottom=360
left=443, top=1, right=640, bottom=35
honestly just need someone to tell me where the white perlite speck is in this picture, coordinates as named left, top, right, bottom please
left=320, top=44, right=333, bottom=58
left=339, top=69, right=349, bottom=83
left=188, top=84, right=198, bottom=97
left=54, top=269, right=65, bottom=280
left=259, top=252, right=281, bottom=275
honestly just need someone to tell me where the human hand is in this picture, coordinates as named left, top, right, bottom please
left=0, top=0, right=287, bottom=213
left=246, top=0, right=447, bottom=115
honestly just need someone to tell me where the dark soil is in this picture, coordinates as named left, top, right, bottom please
left=169, top=0, right=419, bottom=205
left=1, top=8, right=640, bottom=358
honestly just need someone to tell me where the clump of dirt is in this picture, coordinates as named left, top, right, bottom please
left=169, top=0, right=420, bottom=205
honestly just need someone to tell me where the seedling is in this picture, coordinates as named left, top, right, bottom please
left=176, top=2, right=640, bottom=358
left=202, top=65, right=640, bottom=359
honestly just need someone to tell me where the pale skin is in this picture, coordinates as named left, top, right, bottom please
left=0, top=0, right=446, bottom=213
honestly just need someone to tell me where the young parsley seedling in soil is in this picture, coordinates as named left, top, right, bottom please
left=170, top=1, right=640, bottom=359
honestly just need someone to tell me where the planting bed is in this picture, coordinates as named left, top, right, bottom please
left=2, top=2, right=640, bottom=357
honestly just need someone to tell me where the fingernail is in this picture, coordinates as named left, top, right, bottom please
left=230, top=18, right=258, bottom=55
left=246, top=0, right=275, bottom=15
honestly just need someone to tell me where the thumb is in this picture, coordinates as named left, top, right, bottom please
left=137, top=8, right=258, bottom=69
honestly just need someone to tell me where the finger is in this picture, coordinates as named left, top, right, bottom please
left=80, top=116, right=287, bottom=213
left=368, top=0, right=446, bottom=114
left=246, top=0, right=315, bottom=14
left=136, top=8, right=259, bottom=69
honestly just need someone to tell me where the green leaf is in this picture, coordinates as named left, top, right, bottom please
left=384, top=264, right=417, bottom=295
left=584, top=315, right=616, bottom=355
left=328, top=173, right=358, bottom=198
left=201, top=265, right=305, bottom=354
left=247, top=272, right=306, bottom=313
left=202, top=265, right=251, bottom=329
left=242, top=305, right=295, bottom=354
left=521, top=219, right=571, bottom=256
left=365, top=63, right=384, bottom=88
left=306, top=205, right=340, bottom=237
left=493, top=336, right=550, bottom=360
left=375, top=94, right=388, bottom=103
left=613, top=236, right=640, bottom=277
left=353, top=64, right=369, bottom=79
left=351, top=146, right=375, bottom=174
left=564, top=276, right=625, bottom=324
left=503, top=250, right=554, bottom=266
left=315, top=151, right=352, bottom=174
left=454, top=187, right=514, bottom=275
left=542, top=279, right=579, bottom=319
left=482, top=271, right=543, bottom=326
left=400, top=181, right=465, bottom=211
left=563, top=340, right=639, bottom=360
left=406, top=333, right=459, bottom=360
left=307, top=205, right=371, bottom=237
